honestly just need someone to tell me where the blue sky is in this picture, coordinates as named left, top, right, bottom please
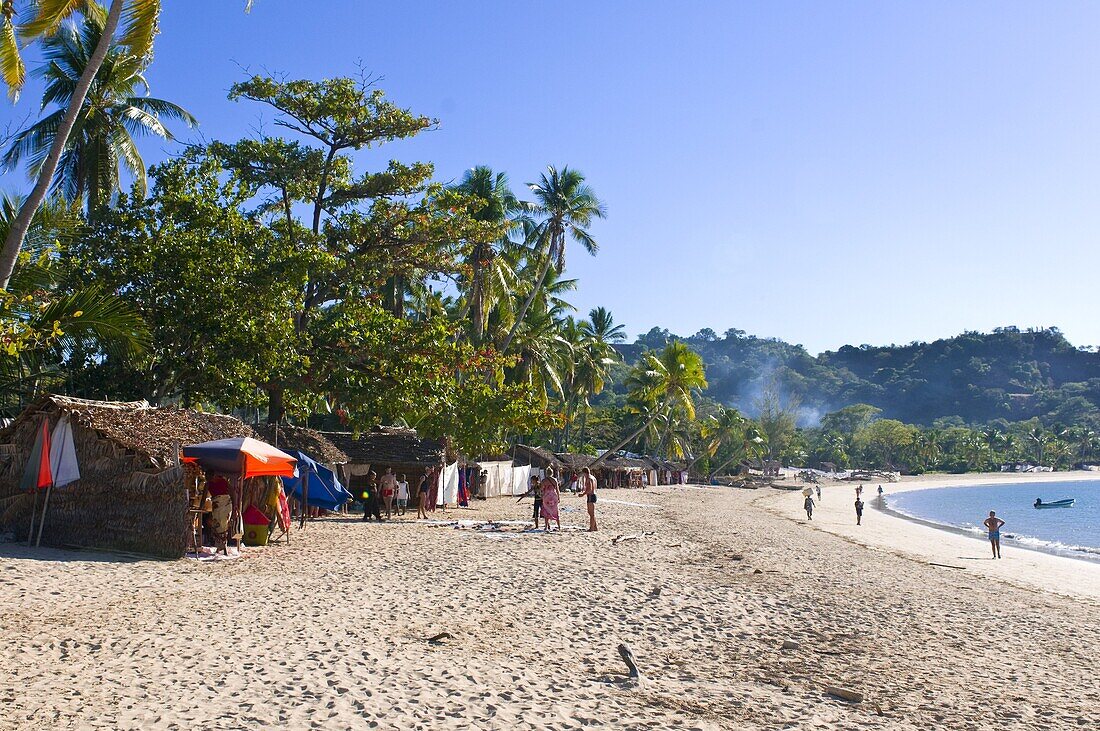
left=4, top=1, right=1100, bottom=353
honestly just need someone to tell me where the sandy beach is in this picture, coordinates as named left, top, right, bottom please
left=4, top=478, right=1100, bottom=730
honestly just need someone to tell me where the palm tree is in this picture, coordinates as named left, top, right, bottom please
left=497, top=165, right=604, bottom=355
left=581, top=306, right=625, bottom=345
left=686, top=406, right=746, bottom=472
left=707, top=422, right=766, bottom=480
left=0, top=0, right=249, bottom=290
left=452, top=166, right=520, bottom=343
left=4, top=9, right=197, bottom=213
left=590, top=341, right=707, bottom=467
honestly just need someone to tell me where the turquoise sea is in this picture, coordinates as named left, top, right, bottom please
left=884, top=479, right=1100, bottom=561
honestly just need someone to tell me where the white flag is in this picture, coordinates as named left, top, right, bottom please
left=49, top=416, right=80, bottom=487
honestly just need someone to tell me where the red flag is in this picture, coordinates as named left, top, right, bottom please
left=20, top=419, right=53, bottom=493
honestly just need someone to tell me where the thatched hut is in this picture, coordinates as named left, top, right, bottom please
left=320, top=427, right=446, bottom=497
left=0, top=395, right=254, bottom=558
left=510, top=444, right=563, bottom=476
left=253, top=424, right=348, bottom=467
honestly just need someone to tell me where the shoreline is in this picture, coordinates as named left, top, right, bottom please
left=764, top=471, right=1100, bottom=602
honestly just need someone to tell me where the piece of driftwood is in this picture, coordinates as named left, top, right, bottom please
left=824, top=685, right=863, bottom=703
left=612, top=532, right=654, bottom=545
left=427, top=632, right=452, bottom=644
left=781, top=640, right=800, bottom=650
left=618, top=643, right=643, bottom=680
left=928, top=562, right=965, bottom=570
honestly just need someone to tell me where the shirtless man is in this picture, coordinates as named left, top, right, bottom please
left=983, top=510, right=1005, bottom=559
left=579, top=466, right=598, bottom=532
left=380, top=468, right=397, bottom=520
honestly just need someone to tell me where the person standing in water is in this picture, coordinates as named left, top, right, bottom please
left=877, top=485, right=884, bottom=498
left=855, top=496, right=864, bottom=525
left=804, top=493, right=815, bottom=520
left=579, top=466, right=598, bottom=532
left=983, top=511, right=1005, bottom=559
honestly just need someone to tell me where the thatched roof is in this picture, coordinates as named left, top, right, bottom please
left=510, top=443, right=563, bottom=469
left=0, top=395, right=254, bottom=469
left=555, top=452, right=594, bottom=470
left=253, top=423, right=348, bottom=465
left=320, top=427, right=445, bottom=468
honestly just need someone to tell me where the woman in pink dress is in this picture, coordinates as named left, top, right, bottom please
left=540, top=467, right=561, bottom=531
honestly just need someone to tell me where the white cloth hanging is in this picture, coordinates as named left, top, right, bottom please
left=49, top=416, right=80, bottom=487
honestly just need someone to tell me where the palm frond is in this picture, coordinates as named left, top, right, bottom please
left=118, top=0, right=159, bottom=59
left=18, top=0, right=86, bottom=39
left=30, top=285, right=150, bottom=360
left=0, top=18, right=25, bottom=99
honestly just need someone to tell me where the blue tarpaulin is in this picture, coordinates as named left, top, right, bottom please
left=281, top=450, right=352, bottom=511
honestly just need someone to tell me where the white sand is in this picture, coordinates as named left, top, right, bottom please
left=3, top=480, right=1100, bottom=730
left=768, top=471, right=1100, bottom=601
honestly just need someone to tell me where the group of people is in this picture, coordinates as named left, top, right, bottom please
left=803, top=483, right=882, bottom=525
left=359, top=467, right=435, bottom=522
left=522, top=466, right=599, bottom=532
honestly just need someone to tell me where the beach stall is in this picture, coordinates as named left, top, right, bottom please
left=254, top=423, right=349, bottom=517
left=510, top=444, right=563, bottom=479
left=0, top=395, right=254, bottom=557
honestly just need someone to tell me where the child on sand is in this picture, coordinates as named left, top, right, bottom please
left=396, top=474, right=409, bottom=516
left=983, top=511, right=1005, bottom=559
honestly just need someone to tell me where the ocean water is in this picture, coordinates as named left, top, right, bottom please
left=884, top=480, right=1100, bottom=561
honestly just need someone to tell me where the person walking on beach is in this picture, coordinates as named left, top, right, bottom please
left=983, top=511, right=1005, bottom=559
left=380, top=467, right=397, bottom=519
left=815, top=485, right=821, bottom=501
left=855, top=496, right=864, bottom=525
left=416, top=473, right=430, bottom=519
left=877, top=485, right=884, bottom=498
left=396, top=473, right=409, bottom=516
left=580, top=466, right=598, bottom=532
left=856, top=484, right=863, bottom=498
left=804, top=493, right=815, bottom=520
left=540, top=467, right=562, bottom=531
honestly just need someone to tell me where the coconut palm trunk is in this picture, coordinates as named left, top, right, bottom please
left=499, top=238, right=555, bottom=355
left=0, top=0, right=125, bottom=290
left=588, top=412, right=660, bottom=469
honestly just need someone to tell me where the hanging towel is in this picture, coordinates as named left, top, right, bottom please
left=49, top=416, right=80, bottom=488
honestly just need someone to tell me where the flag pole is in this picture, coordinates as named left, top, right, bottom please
left=34, top=480, right=53, bottom=548
left=26, top=489, right=38, bottom=546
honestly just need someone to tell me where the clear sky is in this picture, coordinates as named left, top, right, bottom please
left=4, top=1, right=1100, bottom=353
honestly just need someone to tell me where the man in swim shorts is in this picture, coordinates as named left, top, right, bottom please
left=580, top=466, right=598, bottom=532
left=983, top=510, right=1005, bottom=559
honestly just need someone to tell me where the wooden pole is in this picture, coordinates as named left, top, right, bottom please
left=34, top=482, right=53, bottom=548
left=26, top=489, right=38, bottom=546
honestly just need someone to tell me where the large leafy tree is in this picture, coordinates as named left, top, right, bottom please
left=68, top=153, right=306, bottom=406
left=211, top=74, right=501, bottom=422
left=4, top=8, right=197, bottom=213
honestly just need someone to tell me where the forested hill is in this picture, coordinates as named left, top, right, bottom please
left=616, top=327, right=1100, bottom=428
